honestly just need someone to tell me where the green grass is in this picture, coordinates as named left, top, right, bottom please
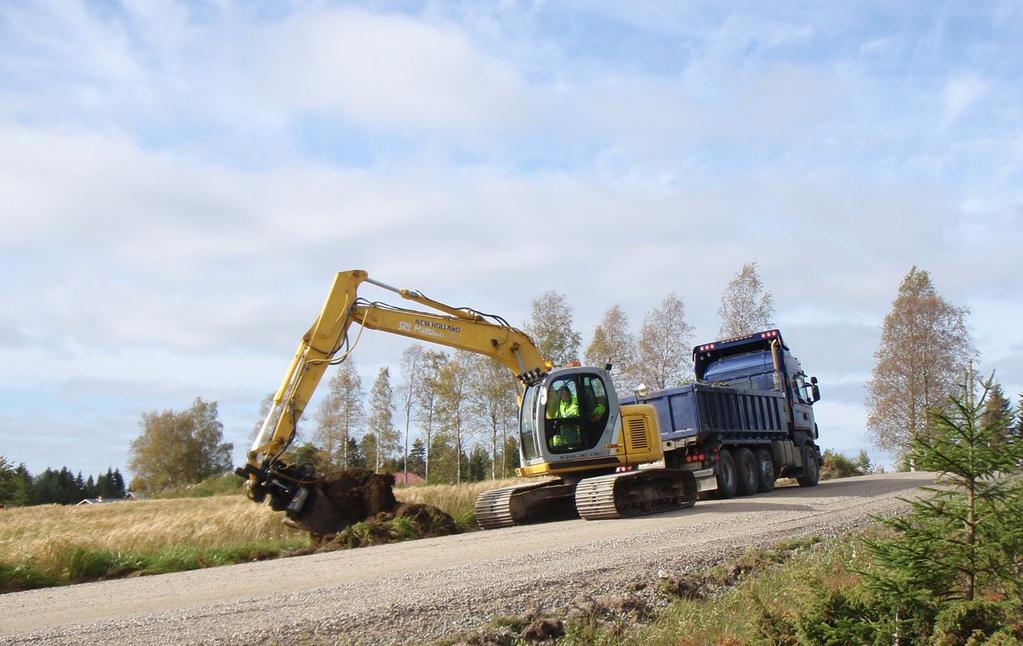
left=557, top=534, right=865, bottom=646
left=0, top=539, right=309, bottom=593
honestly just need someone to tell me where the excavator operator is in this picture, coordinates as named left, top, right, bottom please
left=547, top=385, right=581, bottom=449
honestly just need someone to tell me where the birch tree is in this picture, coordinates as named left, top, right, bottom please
left=467, top=354, right=518, bottom=479
left=718, top=261, right=775, bottom=338
left=414, top=349, right=448, bottom=481
left=525, top=290, right=582, bottom=366
left=434, top=353, right=472, bottom=483
left=584, top=304, right=639, bottom=388
left=313, top=360, right=364, bottom=469
left=636, top=292, right=695, bottom=389
left=397, top=345, right=428, bottom=475
left=367, top=367, right=398, bottom=472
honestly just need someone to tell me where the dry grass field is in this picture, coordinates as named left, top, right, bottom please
left=0, top=477, right=527, bottom=592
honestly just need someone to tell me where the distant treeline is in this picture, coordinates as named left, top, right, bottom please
left=0, top=457, right=127, bottom=506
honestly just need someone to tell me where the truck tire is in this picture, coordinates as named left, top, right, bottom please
left=715, top=449, right=738, bottom=499
left=734, top=448, right=759, bottom=496
left=796, top=444, right=820, bottom=487
left=754, top=448, right=776, bottom=493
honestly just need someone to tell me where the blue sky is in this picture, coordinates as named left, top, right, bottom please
left=1, top=1, right=1021, bottom=479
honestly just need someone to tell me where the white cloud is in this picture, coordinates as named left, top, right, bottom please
left=259, top=7, right=531, bottom=136
left=942, top=74, right=988, bottom=126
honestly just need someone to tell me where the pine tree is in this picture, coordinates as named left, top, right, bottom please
left=466, top=445, right=489, bottom=482
left=0, top=456, right=16, bottom=505
left=502, top=435, right=520, bottom=476
left=11, top=463, right=33, bottom=506
left=408, top=438, right=427, bottom=477
left=863, top=376, right=1023, bottom=605
left=110, top=469, right=126, bottom=497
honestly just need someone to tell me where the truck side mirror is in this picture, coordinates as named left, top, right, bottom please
left=811, top=382, right=820, bottom=403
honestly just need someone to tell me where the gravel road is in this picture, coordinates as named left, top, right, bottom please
left=0, top=472, right=933, bottom=645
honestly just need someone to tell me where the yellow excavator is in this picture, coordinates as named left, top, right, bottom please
left=237, top=270, right=697, bottom=534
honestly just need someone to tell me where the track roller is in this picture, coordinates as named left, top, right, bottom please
left=475, top=479, right=578, bottom=529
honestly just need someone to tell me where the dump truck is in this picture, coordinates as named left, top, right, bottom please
left=618, top=329, right=822, bottom=498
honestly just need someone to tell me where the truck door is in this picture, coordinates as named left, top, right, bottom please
left=789, top=372, right=815, bottom=434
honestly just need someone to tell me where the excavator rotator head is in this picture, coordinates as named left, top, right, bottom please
left=235, top=461, right=348, bottom=535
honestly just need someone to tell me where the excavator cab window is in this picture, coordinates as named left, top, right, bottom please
left=519, top=385, right=541, bottom=461
left=544, top=374, right=609, bottom=455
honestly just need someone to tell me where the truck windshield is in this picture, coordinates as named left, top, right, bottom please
left=702, top=350, right=775, bottom=390
left=543, top=373, right=609, bottom=454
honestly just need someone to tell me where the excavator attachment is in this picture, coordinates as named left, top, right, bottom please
left=238, top=462, right=396, bottom=537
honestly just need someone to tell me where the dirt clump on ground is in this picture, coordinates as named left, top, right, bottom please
left=318, top=469, right=398, bottom=527
left=286, top=469, right=459, bottom=553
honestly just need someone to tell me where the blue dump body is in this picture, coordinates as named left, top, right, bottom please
left=620, top=383, right=790, bottom=445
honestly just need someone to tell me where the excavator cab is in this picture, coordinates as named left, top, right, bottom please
left=517, top=367, right=621, bottom=475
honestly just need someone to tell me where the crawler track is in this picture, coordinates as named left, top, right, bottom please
left=575, top=469, right=698, bottom=520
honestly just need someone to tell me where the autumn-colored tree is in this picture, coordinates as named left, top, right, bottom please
left=466, top=354, right=518, bottom=479
left=525, top=291, right=582, bottom=366
left=866, top=267, right=975, bottom=458
left=314, top=360, right=364, bottom=469
left=414, top=349, right=449, bottom=481
left=636, top=292, right=695, bottom=389
left=718, top=261, right=775, bottom=338
left=585, top=304, right=639, bottom=388
left=128, top=398, right=233, bottom=493
left=367, top=367, right=398, bottom=472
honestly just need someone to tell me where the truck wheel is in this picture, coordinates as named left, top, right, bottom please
left=734, top=448, right=759, bottom=496
left=754, top=448, right=776, bottom=493
left=715, top=449, right=738, bottom=499
left=796, top=444, right=820, bottom=487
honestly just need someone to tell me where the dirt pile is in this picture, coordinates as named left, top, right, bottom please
left=318, top=469, right=398, bottom=527
left=288, top=469, right=459, bottom=550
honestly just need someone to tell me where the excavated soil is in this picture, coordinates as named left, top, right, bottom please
left=290, top=469, right=458, bottom=551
